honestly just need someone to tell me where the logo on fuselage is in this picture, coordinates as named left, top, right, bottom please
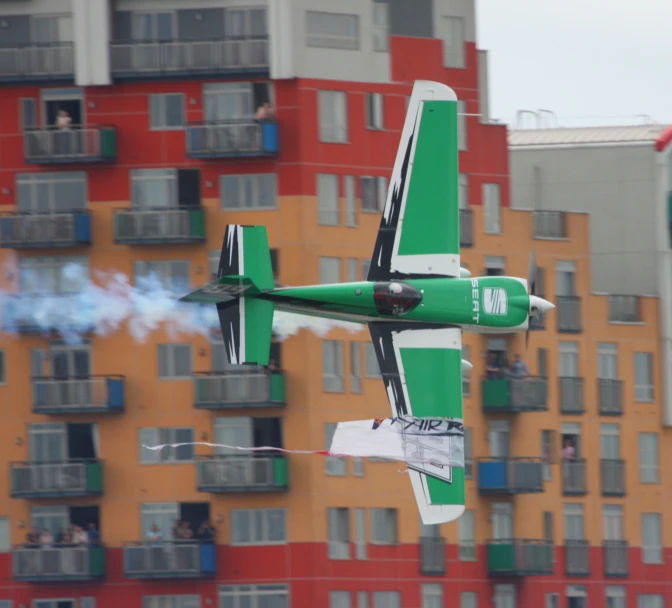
left=483, top=288, right=508, bottom=315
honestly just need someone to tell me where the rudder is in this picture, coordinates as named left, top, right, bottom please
left=217, top=224, right=274, bottom=291
left=217, top=297, right=275, bottom=366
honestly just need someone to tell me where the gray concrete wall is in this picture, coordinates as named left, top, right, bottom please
left=510, top=144, right=659, bottom=295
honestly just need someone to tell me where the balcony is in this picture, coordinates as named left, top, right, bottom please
left=2, top=294, right=95, bottom=334
left=13, top=544, right=105, bottom=582
left=186, top=120, right=279, bottom=159
left=477, top=458, right=544, bottom=495
left=486, top=539, right=554, bottom=576
left=598, top=379, right=623, bottom=416
left=32, top=376, right=125, bottom=415
left=23, top=126, right=117, bottom=165
left=0, top=211, right=91, bottom=249
left=196, top=454, right=288, bottom=493
left=481, top=377, right=548, bottom=413
left=559, top=377, right=584, bottom=414
left=604, top=541, right=628, bottom=577
left=123, top=541, right=215, bottom=579
left=0, top=42, right=74, bottom=84
left=194, top=370, right=285, bottom=409
left=110, top=37, right=269, bottom=80
left=601, top=459, right=625, bottom=496
left=113, top=207, right=206, bottom=245
left=562, top=459, right=587, bottom=496
left=10, top=459, right=103, bottom=499
left=533, top=210, right=567, bottom=239
left=459, top=209, right=473, bottom=247
left=419, top=536, right=445, bottom=575
left=565, top=540, right=590, bottom=577
left=557, top=296, right=582, bottom=332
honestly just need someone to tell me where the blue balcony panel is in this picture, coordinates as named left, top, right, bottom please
left=477, top=458, right=544, bottom=495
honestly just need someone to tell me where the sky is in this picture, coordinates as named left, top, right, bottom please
left=476, top=0, right=672, bottom=128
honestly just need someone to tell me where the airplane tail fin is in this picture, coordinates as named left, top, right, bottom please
left=180, top=224, right=275, bottom=365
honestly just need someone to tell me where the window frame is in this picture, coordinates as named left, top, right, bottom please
left=157, top=343, right=193, bottom=379
left=365, top=92, right=384, bottom=130
left=370, top=507, right=398, bottom=545
left=323, top=340, right=345, bottom=393
left=149, top=93, right=185, bottom=131
left=317, top=173, right=340, bottom=225
left=634, top=352, right=654, bottom=402
left=318, top=90, right=349, bottom=143
left=219, top=173, right=277, bottom=210
left=229, top=508, right=287, bottom=545
left=306, top=11, right=360, bottom=50
left=139, top=427, right=195, bottom=464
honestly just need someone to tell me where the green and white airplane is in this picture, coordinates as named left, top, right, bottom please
left=180, top=80, right=555, bottom=525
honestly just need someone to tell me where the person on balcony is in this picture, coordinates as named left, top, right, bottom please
left=26, top=527, right=40, bottom=546
left=562, top=437, right=576, bottom=460
left=87, top=523, right=100, bottom=545
left=39, top=529, right=54, bottom=548
left=255, top=102, right=275, bottom=121
left=485, top=352, right=502, bottom=379
left=197, top=520, right=216, bottom=542
left=147, top=523, right=163, bottom=544
left=73, top=525, right=89, bottom=544
left=509, top=353, right=531, bottom=379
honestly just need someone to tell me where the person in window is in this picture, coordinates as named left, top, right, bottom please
left=73, top=525, right=89, bottom=545
left=561, top=437, right=576, bottom=461
left=255, top=102, right=275, bottom=122
left=179, top=521, right=194, bottom=540
left=56, top=109, right=72, bottom=130
left=509, top=353, right=531, bottom=379
left=171, top=519, right=182, bottom=541
left=40, top=529, right=54, bottom=548
left=197, top=520, right=216, bottom=542
left=147, top=524, right=162, bottom=544
left=87, top=523, right=100, bottom=545
left=485, top=352, right=502, bottom=379
left=26, top=527, right=40, bottom=546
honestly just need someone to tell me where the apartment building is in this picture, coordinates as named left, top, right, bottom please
left=0, top=1, right=667, bottom=608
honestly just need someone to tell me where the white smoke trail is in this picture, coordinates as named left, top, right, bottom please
left=0, top=263, right=363, bottom=344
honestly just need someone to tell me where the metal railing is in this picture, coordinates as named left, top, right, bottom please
left=196, top=454, right=286, bottom=490
left=113, top=207, right=204, bottom=243
left=419, top=536, right=445, bottom=575
left=194, top=371, right=281, bottom=408
left=10, top=459, right=99, bottom=496
left=601, top=459, right=625, bottom=496
left=186, top=120, right=274, bottom=157
left=486, top=539, right=554, bottom=575
left=604, top=540, right=628, bottom=577
left=0, top=42, right=74, bottom=78
left=481, top=376, right=548, bottom=412
left=32, top=376, right=121, bottom=412
left=598, top=379, right=623, bottom=415
left=13, top=544, right=100, bottom=579
left=124, top=541, right=208, bottom=576
left=0, top=211, right=89, bottom=247
left=459, top=209, right=473, bottom=247
left=533, top=211, right=567, bottom=239
left=559, top=377, right=584, bottom=414
left=478, top=457, right=544, bottom=493
left=557, top=296, right=582, bottom=332
left=110, top=37, right=269, bottom=74
left=565, top=539, right=590, bottom=576
left=23, top=125, right=116, bottom=162
left=562, top=459, right=587, bottom=495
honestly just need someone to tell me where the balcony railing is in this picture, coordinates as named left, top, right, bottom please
left=194, top=370, right=285, bottom=409
left=113, top=207, right=206, bottom=245
left=565, top=540, right=590, bottom=576
left=562, top=459, right=587, bottom=496
left=2, top=294, right=94, bottom=334
left=13, top=544, right=105, bottom=582
left=23, top=126, right=117, bottom=164
left=0, top=211, right=91, bottom=249
left=486, top=539, right=554, bottom=576
left=604, top=540, right=628, bottom=577
left=110, top=37, right=269, bottom=79
left=601, top=459, right=625, bottom=496
left=559, top=377, right=584, bottom=414
left=123, top=541, right=215, bottom=579
left=557, top=296, right=582, bottom=332
left=459, top=209, right=473, bottom=247
left=533, top=211, right=567, bottom=239
left=197, top=454, right=288, bottom=493
left=481, top=376, right=548, bottom=413
left=419, top=536, right=445, bottom=575
left=186, top=120, right=279, bottom=159
left=32, top=376, right=125, bottom=414
left=0, top=42, right=74, bottom=83
left=477, top=458, right=544, bottom=494
left=598, top=379, right=623, bottom=415
left=10, top=459, right=103, bottom=499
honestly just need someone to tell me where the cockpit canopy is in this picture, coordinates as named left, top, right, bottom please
left=373, top=281, right=422, bottom=317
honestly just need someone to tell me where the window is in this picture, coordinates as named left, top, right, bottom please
left=0, top=516, right=9, bottom=552
left=365, top=342, right=380, bottom=378
left=139, top=428, right=194, bottom=463
left=634, top=353, right=654, bottom=401
left=458, top=509, right=476, bottom=560
left=422, top=584, right=442, bottom=608
left=350, top=342, right=361, bottom=393
left=483, top=183, right=501, bottom=233
left=457, top=100, right=467, bottom=150
left=230, top=508, right=286, bottom=544
left=34, top=602, right=74, bottom=608
left=331, top=592, right=352, bottom=608
left=344, top=175, right=357, bottom=226
left=544, top=511, right=554, bottom=544
left=638, top=596, right=663, bottom=608
left=639, top=433, right=659, bottom=483
left=318, top=90, right=348, bottom=143
left=318, top=174, right=340, bottom=225
left=17, top=172, right=87, bottom=213
left=600, top=423, right=621, bottom=460
left=494, top=585, right=516, bottom=608
left=358, top=593, right=369, bottom=608
left=372, top=0, right=389, bottom=51
left=641, top=513, right=662, bottom=563
left=361, top=176, right=387, bottom=212
left=372, top=592, right=400, bottom=608
left=598, top=343, right=618, bottom=379
left=365, top=93, right=384, bottom=130
left=370, top=508, right=397, bottom=544
left=462, top=345, right=471, bottom=396
left=141, top=502, right=179, bottom=541
left=219, top=585, right=289, bottom=608
left=556, top=261, right=576, bottom=296
left=19, top=256, right=89, bottom=294
left=149, top=93, right=184, bottom=130
left=320, top=257, right=341, bottom=284
left=323, top=340, right=344, bottom=392
left=464, top=428, right=472, bottom=479
left=564, top=504, right=584, bottom=540
left=362, top=259, right=371, bottom=279
left=458, top=174, right=469, bottom=209
left=460, top=592, right=477, bottom=608
left=220, top=174, right=277, bottom=210
left=134, top=260, right=190, bottom=294
left=131, top=11, right=175, bottom=41
left=559, top=341, right=579, bottom=377
left=143, top=596, right=200, bottom=608
left=441, top=16, right=465, bottom=68
left=131, top=168, right=178, bottom=208
left=354, top=507, right=366, bottom=558
left=606, top=586, right=626, bottom=608
left=328, top=507, right=350, bottom=559
left=485, top=256, right=505, bottom=276
left=325, top=423, right=346, bottom=475
left=545, top=593, right=559, bottom=608
left=306, top=11, right=359, bottom=50
left=603, top=505, right=623, bottom=541
left=157, top=344, right=192, bottom=379
left=347, top=259, right=359, bottom=282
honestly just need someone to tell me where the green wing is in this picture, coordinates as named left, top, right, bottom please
left=368, top=80, right=461, bottom=281
left=368, top=322, right=465, bottom=524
